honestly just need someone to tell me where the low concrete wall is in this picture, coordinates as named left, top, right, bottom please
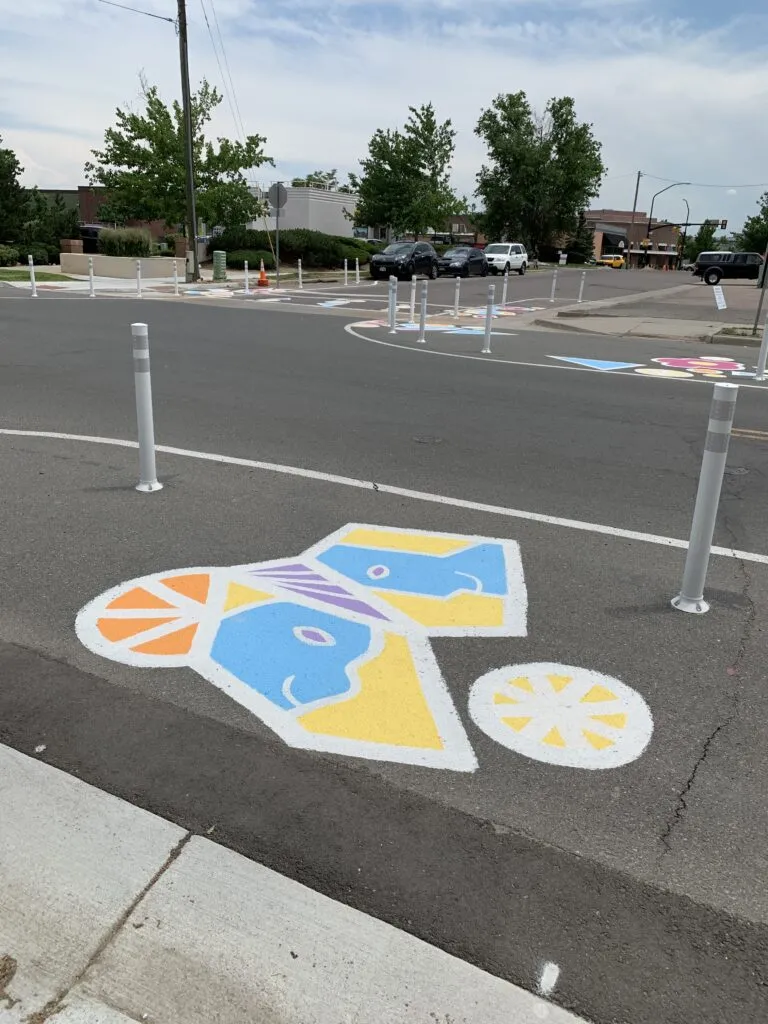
left=60, top=253, right=180, bottom=279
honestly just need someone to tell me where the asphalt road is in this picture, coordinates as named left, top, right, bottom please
left=1, top=295, right=768, bottom=1024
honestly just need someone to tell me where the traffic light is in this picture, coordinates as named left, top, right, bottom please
left=720, top=219, right=728, bottom=230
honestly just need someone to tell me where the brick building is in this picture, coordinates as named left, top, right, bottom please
left=585, top=208, right=681, bottom=268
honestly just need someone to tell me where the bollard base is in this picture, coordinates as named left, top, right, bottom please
left=136, top=481, right=164, bottom=493
left=671, top=594, right=710, bottom=614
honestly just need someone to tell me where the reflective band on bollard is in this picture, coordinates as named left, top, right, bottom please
left=672, top=382, right=738, bottom=614
left=418, top=280, right=428, bottom=344
left=28, top=255, right=37, bottom=299
left=131, top=323, right=163, bottom=493
left=482, top=283, right=495, bottom=354
left=550, top=268, right=558, bottom=303
left=409, top=275, right=417, bottom=324
left=578, top=270, right=586, bottom=304
left=501, top=269, right=509, bottom=308
left=88, top=257, right=95, bottom=299
left=756, top=318, right=768, bottom=381
left=388, top=276, right=397, bottom=333
left=454, top=276, right=461, bottom=318
left=136, top=260, right=142, bottom=299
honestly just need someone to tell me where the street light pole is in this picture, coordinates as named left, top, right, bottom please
left=177, top=0, right=199, bottom=282
left=646, top=181, right=690, bottom=266
left=679, top=197, right=690, bottom=270
left=626, top=170, right=642, bottom=269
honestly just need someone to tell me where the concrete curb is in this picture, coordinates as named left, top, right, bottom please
left=531, top=316, right=720, bottom=343
left=0, top=743, right=586, bottom=1024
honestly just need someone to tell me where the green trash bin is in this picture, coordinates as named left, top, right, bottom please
left=213, top=250, right=227, bottom=282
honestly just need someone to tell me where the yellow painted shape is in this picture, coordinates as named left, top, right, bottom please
left=493, top=692, right=518, bottom=705
left=542, top=727, right=567, bottom=748
left=583, top=729, right=615, bottom=751
left=224, top=583, right=273, bottom=612
left=547, top=674, right=573, bottom=692
left=341, top=528, right=471, bottom=555
left=508, top=676, right=535, bottom=694
left=581, top=684, right=617, bottom=704
left=97, top=617, right=178, bottom=642
left=298, top=633, right=443, bottom=750
left=161, top=573, right=210, bottom=604
left=374, top=591, right=504, bottom=628
left=133, top=623, right=198, bottom=655
left=591, top=713, right=627, bottom=729
left=501, top=716, right=532, bottom=732
left=107, top=587, right=176, bottom=611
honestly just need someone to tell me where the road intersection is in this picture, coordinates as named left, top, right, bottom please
left=1, top=289, right=767, bottom=1023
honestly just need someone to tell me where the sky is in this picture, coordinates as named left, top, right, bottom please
left=2, top=0, right=768, bottom=231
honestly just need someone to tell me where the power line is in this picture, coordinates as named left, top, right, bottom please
left=198, top=0, right=243, bottom=138
left=643, top=173, right=768, bottom=190
left=209, top=0, right=247, bottom=143
left=95, top=0, right=175, bottom=23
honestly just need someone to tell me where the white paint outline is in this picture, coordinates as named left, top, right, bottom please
left=344, top=322, right=768, bottom=393
left=3, top=428, right=767, bottom=565
left=468, top=662, right=654, bottom=770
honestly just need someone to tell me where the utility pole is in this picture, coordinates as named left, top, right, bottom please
left=177, top=0, right=199, bottom=282
left=626, top=170, right=642, bottom=269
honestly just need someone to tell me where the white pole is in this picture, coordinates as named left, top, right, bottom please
left=672, top=382, right=738, bottom=614
left=482, top=283, right=495, bottom=354
left=355, top=258, right=360, bottom=285
left=28, top=255, right=37, bottom=298
left=298, top=258, right=303, bottom=290
left=501, top=269, right=509, bottom=308
left=243, top=260, right=250, bottom=295
left=88, top=256, right=95, bottom=299
left=756, top=318, right=768, bottom=381
left=136, top=260, right=142, bottom=299
left=409, top=274, right=417, bottom=324
left=173, top=259, right=180, bottom=297
left=130, top=323, right=162, bottom=493
left=453, top=276, right=461, bottom=318
left=388, top=275, right=397, bottom=334
left=577, top=270, right=586, bottom=304
left=417, top=280, right=428, bottom=344
left=550, top=268, right=558, bottom=303
left=344, top=259, right=349, bottom=287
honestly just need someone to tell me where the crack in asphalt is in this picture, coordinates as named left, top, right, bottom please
left=658, top=511, right=755, bottom=858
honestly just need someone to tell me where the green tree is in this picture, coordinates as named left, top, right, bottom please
left=85, top=77, right=272, bottom=233
left=20, top=192, right=80, bottom=248
left=0, top=136, right=29, bottom=243
left=563, top=211, right=595, bottom=263
left=683, top=221, right=719, bottom=262
left=475, top=92, right=605, bottom=254
left=732, top=192, right=768, bottom=254
left=350, top=103, right=460, bottom=237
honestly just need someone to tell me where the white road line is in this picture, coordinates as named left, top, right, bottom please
left=2, top=427, right=767, bottom=565
left=345, top=323, right=768, bottom=392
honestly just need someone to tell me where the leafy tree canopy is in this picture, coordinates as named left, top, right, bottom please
left=350, top=103, right=460, bottom=237
left=85, top=77, right=272, bottom=232
left=0, top=136, right=28, bottom=243
left=475, top=92, right=605, bottom=254
left=732, top=192, right=768, bottom=255
left=290, top=169, right=355, bottom=193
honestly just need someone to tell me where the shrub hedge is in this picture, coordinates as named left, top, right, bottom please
left=0, top=245, right=20, bottom=266
left=25, top=243, right=52, bottom=265
left=98, top=227, right=152, bottom=259
left=226, top=249, right=276, bottom=271
left=210, top=229, right=372, bottom=268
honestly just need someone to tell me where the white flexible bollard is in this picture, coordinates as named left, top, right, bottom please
left=28, top=255, right=38, bottom=298
left=130, top=323, right=162, bottom=493
left=578, top=270, right=587, bottom=304
left=88, top=256, right=95, bottom=298
left=344, top=258, right=349, bottom=287
left=756, top=318, right=768, bottom=381
left=243, top=260, right=250, bottom=296
left=355, top=258, right=360, bottom=285
left=173, top=259, right=180, bottom=296
left=482, top=283, right=495, bottom=354
left=453, top=276, right=461, bottom=318
left=409, top=274, right=417, bottom=324
left=388, top=275, right=398, bottom=334
left=672, top=383, right=739, bottom=613
left=298, top=258, right=303, bottom=290
left=136, top=260, right=142, bottom=299
left=501, top=268, right=509, bottom=308
left=417, top=280, right=428, bottom=344
left=550, top=268, right=558, bottom=303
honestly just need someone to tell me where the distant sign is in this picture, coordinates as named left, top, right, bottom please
left=713, top=285, right=727, bottom=310
left=268, top=183, right=288, bottom=210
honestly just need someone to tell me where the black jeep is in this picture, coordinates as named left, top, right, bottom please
left=694, top=251, right=763, bottom=285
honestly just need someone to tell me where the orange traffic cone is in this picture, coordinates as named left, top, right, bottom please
left=257, top=259, right=269, bottom=288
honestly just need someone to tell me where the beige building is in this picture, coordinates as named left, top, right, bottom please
left=586, top=209, right=681, bottom=268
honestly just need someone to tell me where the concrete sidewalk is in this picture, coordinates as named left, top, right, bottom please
left=0, top=743, right=586, bottom=1024
left=532, top=311, right=755, bottom=342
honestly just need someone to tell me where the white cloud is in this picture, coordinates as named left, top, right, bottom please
left=2, top=0, right=768, bottom=226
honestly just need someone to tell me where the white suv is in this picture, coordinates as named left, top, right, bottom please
left=483, top=242, right=528, bottom=276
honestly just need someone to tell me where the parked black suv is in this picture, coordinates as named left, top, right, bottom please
left=694, top=251, right=763, bottom=285
left=370, top=242, right=438, bottom=280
